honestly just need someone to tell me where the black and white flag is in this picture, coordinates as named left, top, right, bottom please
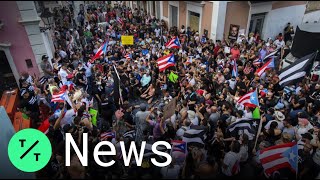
left=123, top=129, right=136, bottom=140
left=227, top=118, right=260, bottom=141
left=279, top=52, right=317, bottom=87
left=182, top=126, right=207, bottom=148
left=263, top=49, right=279, bottom=61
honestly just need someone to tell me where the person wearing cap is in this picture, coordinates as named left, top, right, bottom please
left=40, top=55, right=54, bottom=78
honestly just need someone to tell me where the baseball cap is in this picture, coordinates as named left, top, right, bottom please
left=42, top=55, right=49, bottom=60
left=301, top=132, right=313, bottom=141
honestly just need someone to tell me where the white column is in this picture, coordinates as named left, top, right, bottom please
left=246, top=1, right=252, bottom=37
left=16, top=1, right=54, bottom=76
left=210, top=1, right=227, bottom=41
left=160, top=1, right=164, bottom=20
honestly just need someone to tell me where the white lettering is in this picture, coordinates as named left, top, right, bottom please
left=93, top=141, right=116, bottom=167
left=120, top=141, right=146, bottom=166
left=65, top=133, right=88, bottom=166
left=151, top=141, right=172, bottom=167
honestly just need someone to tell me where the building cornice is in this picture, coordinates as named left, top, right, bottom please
left=184, top=1, right=205, bottom=7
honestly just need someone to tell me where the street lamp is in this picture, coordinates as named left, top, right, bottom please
left=39, top=8, right=54, bottom=32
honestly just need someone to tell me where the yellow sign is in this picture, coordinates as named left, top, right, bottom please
left=121, top=35, right=134, bottom=45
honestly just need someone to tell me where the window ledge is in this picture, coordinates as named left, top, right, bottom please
left=0, top=42, right=12, bottom=47
left=184, top=1, right=205, bottom=7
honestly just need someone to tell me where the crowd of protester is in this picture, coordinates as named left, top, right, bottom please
left=15, top=2, right=320, bottom=179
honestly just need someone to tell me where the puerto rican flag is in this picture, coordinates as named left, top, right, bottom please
left=51, top=90, right=73, bottom=107
left=259, top=142, right=298, bottom=177
left=255, top=57, right=275, bottom=76
left=237, top=89, right=259, bottom=108
left=91, top=41, right=108, bottom=62
left=171, top=140, right=187, bottom=165
left=253, top=58, right=263, bottom=66
left=165, top=37, right=181, bottom=49
left=232, top=59, right=238, bottom=77
left=157, top=53, right=175, bottom=72
left=124, top=53, right=132, bottom=60
left=51, top=90, right=67, bottom=103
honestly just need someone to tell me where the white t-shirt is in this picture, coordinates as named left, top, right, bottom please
left=154, top=28, right=161, bottom=37
left=222, top=151, right=241, bottom=176
left=264, top=120, right=284, bottom=131
left=243, top=110, right=253, bottom=119
left=191, top=116, right=199, bottom=126
left=273, top=40, right=285, bottom=49
left=228, top=79, right=236, bottom=90
left=188, top=77, right=196, bottom=87
left=58, top=69, right=68, bottom=85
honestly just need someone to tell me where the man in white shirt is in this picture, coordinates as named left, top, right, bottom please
left=58, top=64, right=69, bottom=85
left=273, top=37, right=285, bottom=50
left=154, top=26, right=161, bottom=38
left=228, top=77, right=237, bottom=90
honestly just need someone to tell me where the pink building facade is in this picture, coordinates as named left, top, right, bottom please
left=0, top=1, right=55, bottom=89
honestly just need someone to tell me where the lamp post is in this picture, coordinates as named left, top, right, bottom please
left=39, top=8, right=54, bottom=32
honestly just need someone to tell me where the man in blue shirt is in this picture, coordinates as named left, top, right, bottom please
left=259, top=45, right=268, bottom=60
left=140, top=71, right=151, bottom=88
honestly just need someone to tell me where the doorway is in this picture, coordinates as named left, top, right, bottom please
left=170, top=5, right=178, bottom=28
left=249, top=13, right=266, bottom=36
left=188, top=11, right=200, bottom=32
left=0, top=50, right=18, bottom=96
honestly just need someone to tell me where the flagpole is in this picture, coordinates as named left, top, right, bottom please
left=253, top=88, right=262, bottom=151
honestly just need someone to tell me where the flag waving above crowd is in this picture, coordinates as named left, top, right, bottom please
left=165, top=37, right=181, bottom=49
left=279, top=52, right=317, bottom=87
left=157, top=53, right=175, bottom=72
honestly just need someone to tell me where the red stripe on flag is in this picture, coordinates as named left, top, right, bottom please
left=264, top=162, right=292, bottom=175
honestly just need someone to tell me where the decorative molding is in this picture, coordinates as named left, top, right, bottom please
left=0, top=42, right=12, bottom=47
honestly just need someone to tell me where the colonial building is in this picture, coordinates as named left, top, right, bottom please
left=0, top=1, right=56, bottom=92
left=125, top=1, right=308, bottom=42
